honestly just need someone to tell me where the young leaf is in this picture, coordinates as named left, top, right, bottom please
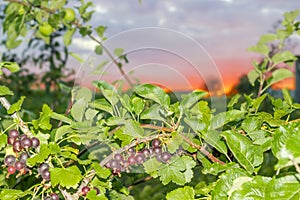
left=141, top=104, right=165, bottom=122
left=271, top=51, right=296, bottom=66
left=222, top=130, right=263, bottom=173
left=0, top=62, right=20, bottom=73
left=32, top=104, right=53, bottom=130
left=267, top=68, right=293, bottom=86
left=0, top=189, right=31, bottom=200
left=50, top=166, right=82, bottom=189
left=248, top=44, right=269, bottom=56
left=180, top=90, right=207, bottom=109
left=123, top=120, right=144, bottom=138
left=70, top=98, right=88, bottom=122
left=63, top=28, right=76, bottom=46
left=247, top=69, right=260, bottom=86
left=134, top=84, right=170, bottom=107
left=95, top=25, right=107, bottom=37
left=0, top=134, right=7, bottom=150
left=258, top=33, right=278, bottom=44
left=55, top=125, right=73, bottom=142
left=7, top=96, right=25, bottom=114
left=143, top=157, right=162, bottom=178
left=95, top=45, right=103, bottom=55
left=114, top=48, right=124, bottom=57
left=0, top=85, right=13, bottom=96
left=166, top=186, right=195, bottom=200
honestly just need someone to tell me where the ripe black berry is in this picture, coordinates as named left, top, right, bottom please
left=4, top=155, right=16, bottom=166
left=82, top=186, right=90, bottom=196
left=152, top=139, right=161, bottom=147
left=50, top=193, right=60, bottom=200
left=142, top=148, right=151, bottom=157
left=19, top=134, right=28, bottom=141
left=13, top=140, right=22, bottom=152
left=127, top=155, right=137, bottom=165
left=19, top=152, right=29, bottom=164
left=9, top=129, right=19, bottom=138
left=38, top=163, right=49, bottom=174
left=7, top=137, right=15, bottom=145
left=20, top=137, right=32, bottom=149
left=15, top=161, right=24, bottom=171
left=41, top=169, right=50, bottom=181
left=161, top=152, right=172, bottom=162
left=31, top=137, right=40, bottom=148
left=128, top=147, right=135, bottom=154
left=114, top=153, right=124, bottom=161
left=135, top=153, right=145, bottom=164
left=110, top=160, right=120, bottom=170
left=7, top=166, right=16, bottom=174
left=153, top=147, right=162, bottom=154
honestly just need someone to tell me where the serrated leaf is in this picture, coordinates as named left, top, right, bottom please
left=271, top=51, right=296, bottom=65
left=230, top=176, right=271, bottom=200
left=7, top=96, right=25, bottom=114
left=141, top=104, right=165, bottom=122
left=268, top=68, right=293, bottom=86
left=0, top=189, right=31, bottom=200
left=135, top=84, right=170, bottom=107
left=92, top=162, right=111, bottom=179
left=123, top=120, right=144, bottom=138
left=212, top=168, right=249, bottom=200
left=71, top=98, right=88, bottom=122
left=241, top=117, right=262, bottom=133
left=184, top=117, right=206, bottom=132
left=50, top=166, right=82, bottom=189
left=180, top=90, right=207, bottom=109
left=210, top=112, right=226, bottom=130
left=203, top=130, right=228, bottom=155
left=26, top=144, right=51, bottom=167
left=32, top=104, right=53, bottom=130
left=86, top=190, right=108, bottom=200
left=247, top=69, right=260, bottom=86
left=166, top=186, right=195, bottom=200
left=248, top=44, right=269, bottom=56
left=55, top=125, right=73, bottom=142
left=227, top=94, right=241, bottom=109
left=0, top=85, right=13, bottom=96
left=222, top=130, right=263, bottom=173
left=143, top=157, right=162, bottom=178
left=266, top=174, right=300, bottom=199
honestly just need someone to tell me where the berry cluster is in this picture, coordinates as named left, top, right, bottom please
left=38, top=163, right=50, bottom=181
left=105, top=139, right=172, bottom=173
left=81, top=186, right=100, bottom=196
left=4, top=129, right=40, bottom=176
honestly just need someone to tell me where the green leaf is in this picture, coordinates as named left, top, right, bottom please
left=50, top=166, right=82, bottom=189
left=71, top=98, right=88, bottom=122
left=266, top=174, right=300, bottom=199
left=286, top=131, right=300, bottom=158
left=241, top=117, right=262, bottom=133
left=95, top=25, right=107, bottom=37
left=0, top=134, right=7, bottom=150
left=32, top=104, right=53, bottom=130
left=92, top=162, right=111, bottom=179
left=135, top=84, right=170, bottom=107
left=26, top=144, right=51, bottom=166
left=0, top=85, right=13, bottom=96
left=203, top=130, right=228, bottom=155
left=227, top=94, right=241, bottom=109
left=51, top=112, right=73, bottom=124
left=69, top=52, right=84, bottom=63
left=166, top=186, right=195, bottom=200
left=271, top=51, right=296, bottom=65
left=184, top=117, right=206, bottom=132
left=209, top=112, right=226, bottom=130
left=123, top=120, right=144, bottom=138
left=0, top=62, right=20, bottom=73
left=86, top=190, right=108, bottom=200
left=95, top=45, right=103, bottom=55
left=143, top=157, right=162, bottom=178
left=230, top=176, right=271, bottom=200
left=258, top=33, right=278, bottom=44
left=222, top=130, right=263, bottom=173
left=0, top=189, right=31, bottom=200
left=180, top=90, right=207, bottom=109
left=212, top=168, right=249, bottom=200
left=282, top=88, right=293, bottom=106
left=131, top=97, right=144, bottom=115
left=283, top=9, right=300, bottom=23
left=63, top=28, right=76, bottom=46
left=90, top=99, right=114, bottom=115
left=141, top=104, right=165, bottom=122
left=114, top=48, right=124, bottom=57
left=248, top=44, right=269, bottom=56
left=247, top=69, right=260, bottom=86
left=7, top=96, right=25, bottom=114
left=267, top=68, right=294, bottom=86
left=55, top=125, right=73, bottom=142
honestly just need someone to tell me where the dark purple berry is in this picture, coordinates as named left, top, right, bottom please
left=20, top=137, right=32, bottom=149
left=135, top=153, right=145, bottom=164
left=13, top=140, right=22, bottom=152
left=82, top=186, right=90, bottom=196
left=19, top=152, right=29, bottom=164
left=19, top=134, right=28, bottom=141
left=38, top=163, right=49, bottom=174
left=156, top=154, right=162, bottom=162
left=41, top=169, right=50, bottom=181
left=110, top=160, right=120, bottom=169
left=161, top=152, right=172, bottom=162
left=7, top=166, right=16, bottom=174
left=4, top=155, right=16, bottom=166
left=104, top=161, right=111, bottom=168
left=142, top=148, right=151, bottom=157
left=15, top=161, right=24, bottom=171
left=152, top=139, right=161, bottom=147
left=153, top=147, right=162, bottom=154
left=50, top=193, right=59, bottom=200
left=127, top=155, right=137, bottom=165
left=114, top=153, right=124, bottom=161
left=7, top=137, right=16, bottom=145
left=128, top=147, right=135, bottom=154
left=31, top=137, right=40, bottom=148
left=9, top=129, right=19, bottom=138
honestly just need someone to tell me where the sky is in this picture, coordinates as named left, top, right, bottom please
left=68, top=0, right=300, bottom=92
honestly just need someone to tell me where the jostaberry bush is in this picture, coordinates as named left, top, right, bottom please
left=0, top=1, right=300, bottom=200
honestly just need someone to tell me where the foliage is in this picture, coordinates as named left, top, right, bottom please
left=0, top=1, right=300, bottom=199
